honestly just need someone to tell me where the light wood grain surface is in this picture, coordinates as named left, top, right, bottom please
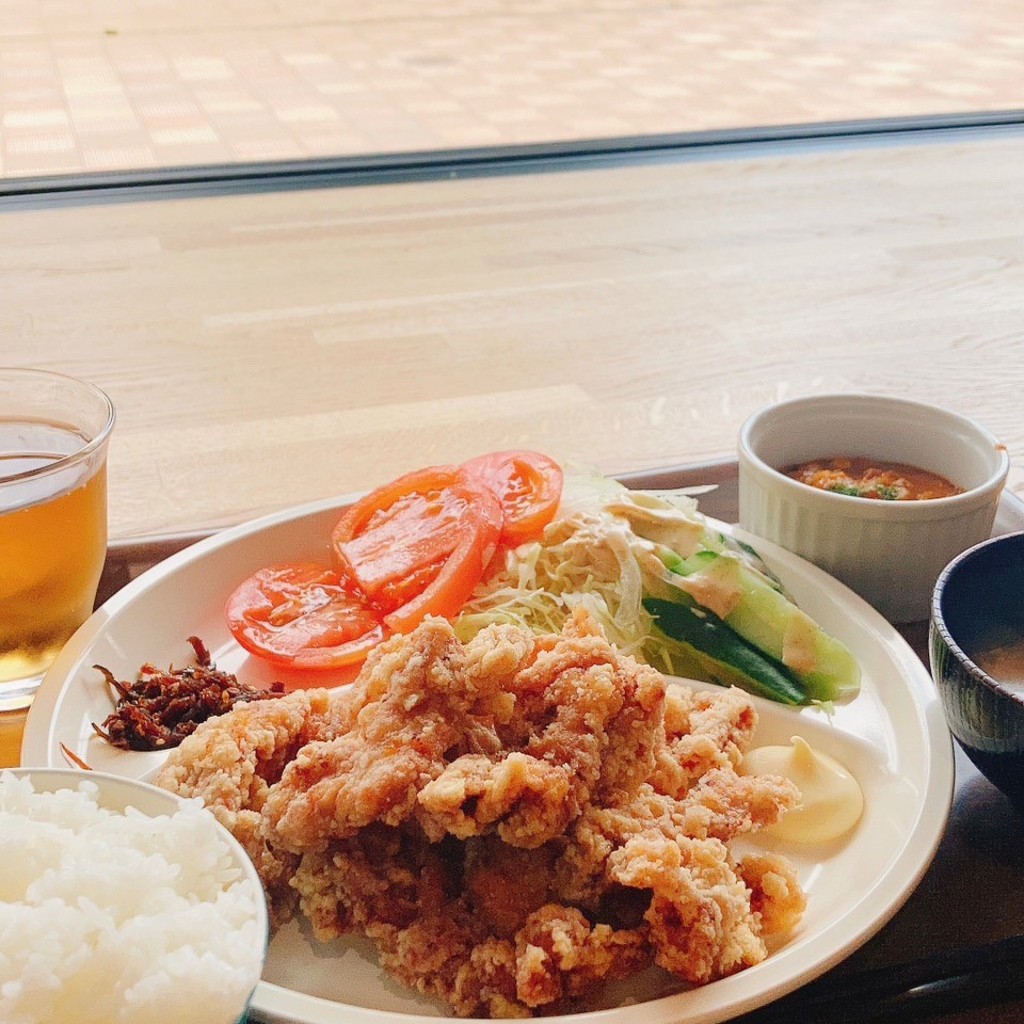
left=5, top=128, right=1024, bottom=542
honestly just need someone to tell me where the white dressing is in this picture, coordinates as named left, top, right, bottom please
left=744, top=736, right=863, bottom=844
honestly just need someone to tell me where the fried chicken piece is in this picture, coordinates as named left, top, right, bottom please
left=155, top=686, right=344, bottom=923
left=290, top=822, right=651, bottom=1017
left=514, top=904, right=649, bottom=1007
left=650, top=684, right=758, bottom=798
left=263, top=619, right=506, bottom=853
left=291, top=824, right=530, bottom=1016
left=463, top=836, right=559, bottom=938
left=418, top=629, right=664, bottom=847
left=739, top=853, right=807, bottom=936
left=608, top=832, right=765, bottom=983
left=546, top=766, right=800, bottom=987
left=265, top=608, right=665, bottom=853
left=156, top=610, right=806, bottom=1018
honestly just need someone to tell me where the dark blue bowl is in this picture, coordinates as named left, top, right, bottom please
left=930, top=530, right=1024, bottom=810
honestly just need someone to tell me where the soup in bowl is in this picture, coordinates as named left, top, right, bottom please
left=931, top=531, right=1024, bottom=809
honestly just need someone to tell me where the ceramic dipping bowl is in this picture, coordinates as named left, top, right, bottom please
left=931, top=531, right=1024, bottom=810
left=738, top=393, right=1009, bottom=623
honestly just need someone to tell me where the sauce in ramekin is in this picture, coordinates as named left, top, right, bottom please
left=783, top=456, right=963, bottom=501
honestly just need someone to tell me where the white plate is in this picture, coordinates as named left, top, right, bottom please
left=22, top=493, right=954, bottom=1024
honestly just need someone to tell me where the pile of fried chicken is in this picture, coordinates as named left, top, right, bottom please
left=156, top=608, right=805, bottom=1018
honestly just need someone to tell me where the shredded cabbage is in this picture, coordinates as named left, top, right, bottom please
left=454, top=510, right=652, bottom=655
left=452, top=470, right=725, bottom=664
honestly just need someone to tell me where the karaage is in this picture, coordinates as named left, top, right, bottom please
left=157, top=608, right=803, bottom=1017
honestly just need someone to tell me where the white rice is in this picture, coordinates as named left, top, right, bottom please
left=0, top=771, right=265, bottom=1024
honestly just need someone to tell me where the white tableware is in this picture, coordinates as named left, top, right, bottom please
left=737, top=393, right=1009, bottom=623
left=1, top=766, right=268, bottom=1024
left=22, top=492, right=954, bottom=1024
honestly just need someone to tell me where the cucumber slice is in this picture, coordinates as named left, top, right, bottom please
left=644, top=598, right=807, bottom=706
left=657, top=550, right=860, bottom=704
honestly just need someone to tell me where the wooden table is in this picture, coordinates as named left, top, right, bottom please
left=5, top=127, right=1024, bottom=543
left=4, top=124, right=1024, bottom=1020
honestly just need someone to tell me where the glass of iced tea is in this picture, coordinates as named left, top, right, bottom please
left=0, top=368, right=115, bottom=711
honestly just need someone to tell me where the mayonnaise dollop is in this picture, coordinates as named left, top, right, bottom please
left=743, top=736, right=864, bottom=844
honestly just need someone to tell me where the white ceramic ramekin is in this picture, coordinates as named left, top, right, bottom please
left=737, top=394, right=1010, bottom=623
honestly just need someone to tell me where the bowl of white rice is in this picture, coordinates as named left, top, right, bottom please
left=0, top=767, right=268, bottom=1024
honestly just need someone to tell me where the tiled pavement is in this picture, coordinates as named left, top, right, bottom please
left=1, top=0, right=1023, bottom=178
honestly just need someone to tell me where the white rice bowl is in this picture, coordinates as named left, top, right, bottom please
left=0, top=768, right=268, bottom=1024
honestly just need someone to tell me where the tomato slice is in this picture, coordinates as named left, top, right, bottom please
left=331, top=465, right=502, bottom=632
left=461, top=450, right=563, bottom=546
left=226, top=563, right=385, bottom=671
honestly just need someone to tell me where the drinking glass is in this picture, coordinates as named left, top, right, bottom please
left=0, top=368, right=115, bottom=711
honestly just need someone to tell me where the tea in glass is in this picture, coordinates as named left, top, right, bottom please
left=0, top=370, right=114, bottom=711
